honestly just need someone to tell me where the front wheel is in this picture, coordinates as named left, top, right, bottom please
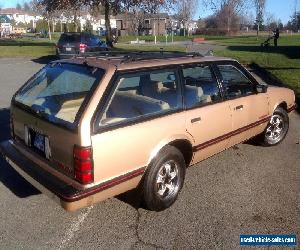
left=143, top=146, right=186, bottom=211
left=261, top=107, right=289, bottom=146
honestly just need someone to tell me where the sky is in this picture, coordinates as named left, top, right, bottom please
left=0, top=0, right=298, bottom=24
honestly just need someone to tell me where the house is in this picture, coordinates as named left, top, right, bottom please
left=115, top=13, right=171, bottom=36
left=0, top=8, right=42, bottom=28
left=0, top=15, right=13, bottom=36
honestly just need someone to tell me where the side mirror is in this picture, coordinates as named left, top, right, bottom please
left=256, top=84, right=268, bottom=93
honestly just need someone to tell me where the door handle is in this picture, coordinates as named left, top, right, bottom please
left=191, top=117, right=201, bottom=123
left=235, top=105, right=244, bottom=111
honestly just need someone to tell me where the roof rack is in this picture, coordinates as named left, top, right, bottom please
left=74, top=50, right=207, bottom=63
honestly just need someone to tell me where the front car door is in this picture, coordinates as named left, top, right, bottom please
left=182, top=63, right=232, bottom=164
left=215, top=62, right=269, bottom=146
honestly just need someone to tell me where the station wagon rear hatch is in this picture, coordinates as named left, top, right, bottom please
left=10, top=62, right=105, bottom=179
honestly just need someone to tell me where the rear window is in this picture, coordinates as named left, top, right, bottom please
left=14, top=63, right=105, bottom=128
left=58, top=33, right=81, bottom=43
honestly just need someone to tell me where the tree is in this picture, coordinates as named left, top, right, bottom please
left=203, top=0, right=249, bottom=34
left=16, top=3, right=22, bottom=10
left=175, top=0, right=199, bottom=36
left=23, top=2, right=32, bottom=12
left=254, top=0, right=266, bottom=38
left=38, top=0, right=177, bottom=46
left=83, top=19, right=93, bottom=32
left=288, top=11, right=300, bottom=31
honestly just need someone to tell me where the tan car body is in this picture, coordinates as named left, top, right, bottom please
left=1, top=55, right=296, bottom=211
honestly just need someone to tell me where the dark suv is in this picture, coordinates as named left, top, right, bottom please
left=56, top=32, right=108, bottom=58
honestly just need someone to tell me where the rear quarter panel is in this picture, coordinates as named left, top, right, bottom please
left=90, top=112, right=193, bottom=185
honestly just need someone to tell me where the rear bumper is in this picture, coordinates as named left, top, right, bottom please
left=0, top=140, right=144, bottom=211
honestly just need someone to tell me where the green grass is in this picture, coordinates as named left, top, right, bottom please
left=1, top=34, right=299, bottom=94
left=117, top=35, right=193, bottom=43
left=115, top=43, right=185, bottom=52
left=213, top=34, right=300, bottom=93
left=0, top=37, right=56, bottom=57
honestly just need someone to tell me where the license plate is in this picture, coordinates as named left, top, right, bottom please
left=66, top=47, right=72, bottom=51
left=33, top=133, right=45, bottom=153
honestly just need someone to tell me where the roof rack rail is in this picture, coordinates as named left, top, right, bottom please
left=73, top=50, right=207, bottom=63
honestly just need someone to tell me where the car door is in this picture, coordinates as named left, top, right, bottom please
left=91, top=67, right=186, bottom=184
left=215, top=62, right=269, bottom=146
left=182, top=63, right=232, bottom=164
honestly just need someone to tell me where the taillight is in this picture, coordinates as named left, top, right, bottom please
left=74, top=145, right=93, bottom=184
left=56, top=44, right=62, bottom=51
left=79, top=43, right=87, bottom=53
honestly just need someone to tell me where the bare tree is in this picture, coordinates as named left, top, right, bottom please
left=175, top=0, right=198, bottom=36
left=254, top=0, right=266, bottom=39
left=203, top=0, right=249, bottom=34
left=38, top=0, right=178, bottom=46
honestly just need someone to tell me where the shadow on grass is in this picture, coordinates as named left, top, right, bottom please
left=227, top=45, right=300, bottom=59
left=0, top=108, right=40, bottom=198
left=249, top=63, right=300, bottom=114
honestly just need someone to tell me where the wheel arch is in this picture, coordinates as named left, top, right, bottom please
left=147, top=137, right=194, bottom=171
left=273, top=101, right=288, bottom=113
left=277, top=102, right=288, bottom=111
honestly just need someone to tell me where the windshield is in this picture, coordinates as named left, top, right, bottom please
left=14, top=63, right=105, bottom=128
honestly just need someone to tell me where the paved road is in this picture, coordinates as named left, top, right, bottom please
left=0, top=58, right=299, bottom=249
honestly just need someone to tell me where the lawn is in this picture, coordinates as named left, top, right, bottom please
left=0, top=37, right=56, bottom=57
left=115, top=43, right=185, bottom=52
left=212, top=34, right=300, bottom=93
left=1, top=34, right=299, bottom=94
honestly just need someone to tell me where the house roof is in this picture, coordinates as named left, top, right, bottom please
left=0, top=8, right=35, bottom=16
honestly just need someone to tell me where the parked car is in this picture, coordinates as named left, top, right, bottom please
left=0, top=52, right=296, bottom=212
left=56, top=32, right=108, bottom=58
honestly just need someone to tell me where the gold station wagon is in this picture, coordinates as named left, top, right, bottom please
left=0, top=52, right=296, bottom=211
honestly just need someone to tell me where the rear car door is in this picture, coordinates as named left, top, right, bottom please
left=215, top=62, right=269, bottom=146
left=91, top=68, right=186, bottom=184
left=182, top=63, right=232, bottom=164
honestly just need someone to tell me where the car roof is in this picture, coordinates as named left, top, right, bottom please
left=54, top=53, right=237, bottom=72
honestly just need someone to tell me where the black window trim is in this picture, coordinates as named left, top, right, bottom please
left=92, top=66, right=184, bottom=135
left=213, top=60, right=259, bottom=100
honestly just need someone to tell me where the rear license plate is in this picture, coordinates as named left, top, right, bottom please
left=65, top=47, right=72, bottom=51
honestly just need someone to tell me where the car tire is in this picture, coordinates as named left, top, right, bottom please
left=143, top=145, right=186, bottom=211
left=261, top=107, right=289, bottom=146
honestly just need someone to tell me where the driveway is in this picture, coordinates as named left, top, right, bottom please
left=0, top=58, right=299, bottom=249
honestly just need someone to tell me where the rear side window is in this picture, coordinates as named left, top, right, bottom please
left=182, top=64, right=221, bottom=108
left=98, top=69, right=182, bottom=127
left=58, top=33, right=81, bottom=43
left=14, top=63, right=105, bottom=128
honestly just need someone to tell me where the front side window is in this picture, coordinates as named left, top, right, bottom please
left=182, top=64, right=221, bottom=108
left=14, top=63, right=104, bottom=127
left=99, top=69, right=182, bottom=126
left=217, top=64, right=255, bottom=98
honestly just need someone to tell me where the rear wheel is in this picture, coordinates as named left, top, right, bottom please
left=143, top=146, right=186, bottom=211
left=261, top=107, right=289, bottom=146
